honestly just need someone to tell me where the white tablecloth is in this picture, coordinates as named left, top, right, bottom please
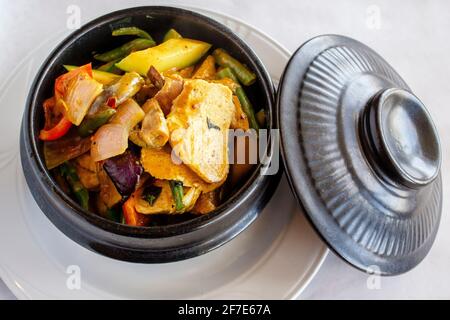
left=1, top=0, right=449, bottom=299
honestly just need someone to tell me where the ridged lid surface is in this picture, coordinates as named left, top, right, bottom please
left=277, top=35, right=442, bottom=275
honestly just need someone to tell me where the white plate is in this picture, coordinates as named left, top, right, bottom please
left=0, top=8, right=327, bottom=299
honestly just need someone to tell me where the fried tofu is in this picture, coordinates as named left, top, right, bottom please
left=166, top=79, right=235, bottom=183
left=231, top=95, right=250, bottom=130
left=192, top=55, right=216, bottom=80
left=192, top=190, right=220, bottom=214
left=140, top=147, right=224, bottom=192
left=134, top=180, right=201, bottom=215
left=140, top=98, right=170, bottom=148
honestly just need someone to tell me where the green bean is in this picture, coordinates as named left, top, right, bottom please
left=217, top=67, right=259, bottom=130
left=94, top=38, right=156, bottom=62
left=169, top=180, right=184, bottom=211
left=112, top=27, right=153, bottom=40
left=60, top=162, right=89, bottom=210
left=213, top=48, right=256, bottom=86
left=216, top=67, right=239, bottom=83
left=78, top=108, right=116, bottom=137
left=163, top=28, right=182, bottom=42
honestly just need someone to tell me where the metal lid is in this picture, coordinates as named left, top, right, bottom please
left=277, top=35, right=442, bottom=275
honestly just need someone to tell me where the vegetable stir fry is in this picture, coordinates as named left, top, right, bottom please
left=39, top=26, right=263, bottom=226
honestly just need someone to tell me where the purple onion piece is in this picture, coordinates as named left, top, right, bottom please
left=103, top=150, right=143, bottom=196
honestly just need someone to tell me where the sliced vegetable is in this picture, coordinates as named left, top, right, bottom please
left=42, top=97, right=59, bottom=129
left=39, top=114, right=72, bottom=141
left=55, top=64, right=94, bottom=101
left=91, top=124, right=128, bottom=162
left=109, top=99, right=145, bottom=131
left=64, top=75, right=103, bottom=125
left=122, top=193, right=151, bottom=226
left=129, top=129, right=147, bottom=147
left=134, top=84, right=160, bottom=105
left=234, top=86, right=259, bottom=130
left=216, top=67, right=239, bottom=83
left=109, top=72, right=144, bottom=106
left=115, top=38, right=211, bottom=75
left=192, top=55, right=216, bottom=80
left=140, top=98, right=169, bottom=148
left=64, top=65, right=120, bottom=85
left=44, top=134, right=92, bottom=169
left=60, top=162, right=89, bottom=210
left=94, top=38, right=156, bottom=62
left=217, top=67, right=259, bottom=130
left=163, top=28, right=182, bottom=42
left=112, top=27, right=153, bottom=40
left=147, top=66, right=165, bottom=89
left=97, top=163, right=122, bottom=208
left=192, top=190, right=220, bottom=214
left=169, top=180, right=184, bottom=211
left=230, top=95, right=249, bottom=131
left=153, top=76, right=184, bottom=115
left=103, top=150, right=143, bottom=196
left=106, top=96, right=117, bottom=109
left=74, top=164, right=99, bottom=190
left=88, top=72, right=144, bottom=116
left=74, top=153, right=99, bottom=190
left=56, top=64, right=103, bottom=126
left=78, top=108, right=116, bottom=137
left=212, top=48, right=256, bottom=86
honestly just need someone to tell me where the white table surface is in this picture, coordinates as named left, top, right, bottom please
left=1, top=0, right=449, bottom=300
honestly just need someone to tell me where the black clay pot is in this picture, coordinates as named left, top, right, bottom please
left=20, top=6, right=280, bottom=263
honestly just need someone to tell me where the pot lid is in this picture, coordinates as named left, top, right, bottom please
left=276, top=35, right=442, bottom=275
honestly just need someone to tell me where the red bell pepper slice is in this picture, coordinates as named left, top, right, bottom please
left=39, top=116, right=72, bottom=141
left=39, top=64, right=94, bottom=141
left=106, top=96, right=117, bottom=109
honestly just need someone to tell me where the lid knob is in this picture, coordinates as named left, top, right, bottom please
left=363, top=88, right=441, bottom=188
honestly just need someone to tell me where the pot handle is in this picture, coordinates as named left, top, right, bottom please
left=362, top=88, right=441, bottom=188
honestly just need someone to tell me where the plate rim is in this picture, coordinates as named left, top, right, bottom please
left=0, top=6, right=328, bottom=300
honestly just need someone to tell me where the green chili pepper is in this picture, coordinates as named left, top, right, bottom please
left=78, top=108, right=116, bottom=137
left=60, top=162, right=89, bottom=210
left=217, top=67, right=259, bottom=130
left=213, top=48, right=256, bottom=86
left=112, top=27, right=153, bottom=40
left=94, top=38, right=156, bottom=62
left=163, top=28, right=182, bottom=42
left=169, top=180, right=184, bottom=211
